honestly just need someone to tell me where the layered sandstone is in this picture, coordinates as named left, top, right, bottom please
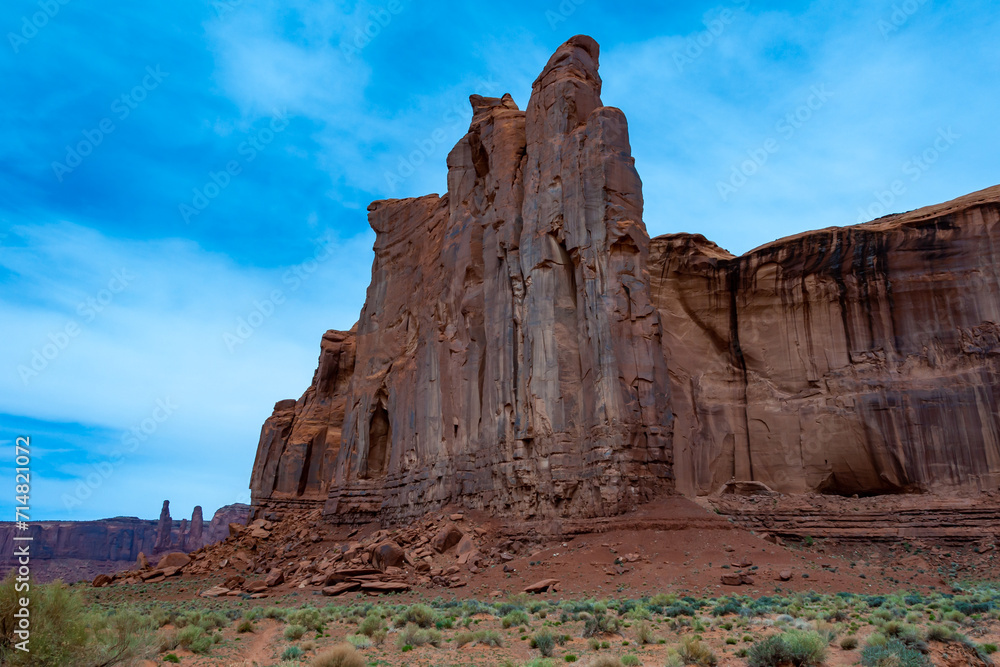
left=654, top=186, right=1000, bottom=496
left=250, top=35, right=1000, bottom=525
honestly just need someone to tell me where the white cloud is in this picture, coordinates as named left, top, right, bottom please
left=0, top=220, right=373, bottom=519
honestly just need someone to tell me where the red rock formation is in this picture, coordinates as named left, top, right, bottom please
left=251, top=328, right=356, bottom=506
left=154, top=500, right=172, bottom=551
left=248, top=35, right=1000, bottom=524
left=653, top=186, right=1000, bottom=496
left=252, top=35, right=674, bottom=522
left=0, top=503, right=249, bottom=582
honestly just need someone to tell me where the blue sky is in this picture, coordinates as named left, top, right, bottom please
left=1, top=0, right=997, bottom=521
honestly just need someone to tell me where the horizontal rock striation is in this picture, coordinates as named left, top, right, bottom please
left=709, top=491, right=1000, bottom=544
left=653, top=186, right=1000, bottom=497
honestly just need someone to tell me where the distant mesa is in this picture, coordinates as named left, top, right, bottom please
left=0, top=500, right=249, bottom=582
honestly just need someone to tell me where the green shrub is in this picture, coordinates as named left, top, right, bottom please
left=748, top=631, right=826, bottom=667
left=925, top=624, right=954, bottom=642
left=582, top=613, right=621, bottom=638
left=502, top=610, right=531, bottom=628
left=564, top=655, right=577, bottom=663
left=748, top=635, right=788, bottom=667
left=784, top=630, right=827, bottom=666
left=860, top=638, right=930, bottom=667
left=282, top=645, right=303, bottom=660
left=532, top=629, right=556, bottom=657
left=981, top=643, right=998, bottom=654
left=840, top=636, right=859, bottom=650
left=0, top=575, right=156, bottom=666
left=287, top=607, right=325, bottom=632
left=634, top=620, right=655, bottom=645
left=621, top=655, right=640, bottom=666
left=177, top=625, right=213, bottom=654
left=395, top=622, right=441, bottom=649
left=677, top=636, right=718, bottom=666
left=358, top=613, right=384, bottom=637
left=400, top=604, right=437, bottom=628
left=345, top=634, right=371, bottom=649
left=237, top=618, right=255, bottom=633
left=310, top=644, right=366, bottom=667
left=163, top=654, right=180, bottom=664
left=284, top=624, right=308, bottom=641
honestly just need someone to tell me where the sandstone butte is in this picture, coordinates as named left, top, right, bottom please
left=249, top=35, right=1000, bottom=528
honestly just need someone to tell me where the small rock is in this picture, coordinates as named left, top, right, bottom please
left=265, top=568, right=285, bottom=587
left=778, top=570, right=793, bottom=581
left=524, top=578, right=559, bottom=593
left=721, top=573, right=743, bottom=586
left=200, top=585, right=229, bottom=598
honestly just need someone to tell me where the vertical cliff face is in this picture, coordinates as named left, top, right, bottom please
left=251, top=36, right=674, bottom=522
left=653, top=187, right=1000, bottom=496
left=250, top=328, right=356, bottom=506
left=326, top=35, right=673, bottom=522
left=248, top=34, right=1000, bottom=519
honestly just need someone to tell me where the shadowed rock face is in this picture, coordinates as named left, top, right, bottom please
left=654, top=187, right=1000, bottom=497
left=249, top=35, right=1000, bottom=522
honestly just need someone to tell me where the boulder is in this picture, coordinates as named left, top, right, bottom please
left=524, top=579, right=559, bottom=593
left=265, top=569, right=284, bottom=587
left=322, top=581, right=361, bottom=596
left=156, top=552, right=191, bottom=569
left=92, top=574, right=112, bottom=588
left=372, top=540, right=406, bottom=570
left=432, top=523, right=464, bottom=553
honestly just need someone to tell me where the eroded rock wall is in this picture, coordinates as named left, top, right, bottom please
left=316, top=35, right=674, bottom=522
left=248, top=34, right=1000, bottom=520
left=250, top=329, right=356, bottom=506
left=654, top=186, right=1000, bottom=496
